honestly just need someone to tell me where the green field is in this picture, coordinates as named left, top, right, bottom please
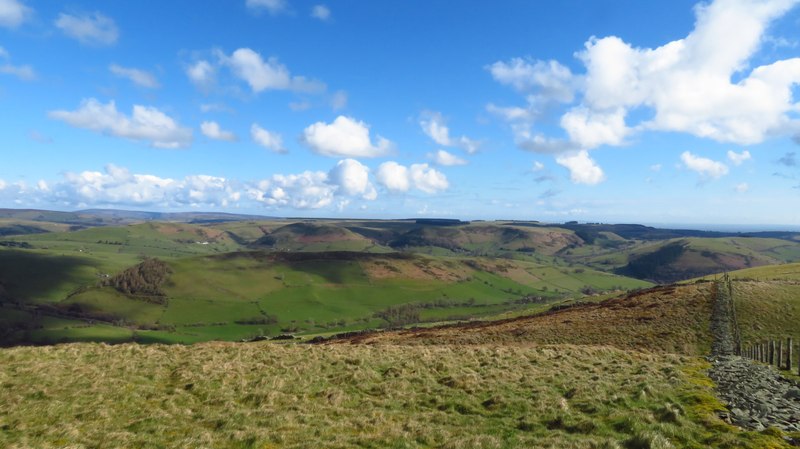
left=1, top=244, right=651, bottom=345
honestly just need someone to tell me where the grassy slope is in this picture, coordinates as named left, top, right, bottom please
left=574, top=237, right=800, bottom=282
left=0, top=342, right=787, bottom=449
left=334, top=283, right=715, bottom=356
left=43, top=252, right=649, bottom=344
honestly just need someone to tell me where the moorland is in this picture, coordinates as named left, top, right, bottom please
left=3, top=208, right=800, bottom=447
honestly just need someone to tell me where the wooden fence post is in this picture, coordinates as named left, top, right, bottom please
left=787, top=338, right=793, bottom=372
left=769, top=340, right=775, bottom=366
left=778, top=340, right=784, bottom=369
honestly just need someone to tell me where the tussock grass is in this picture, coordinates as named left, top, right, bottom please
left=0, top=342, right=780, bottom=448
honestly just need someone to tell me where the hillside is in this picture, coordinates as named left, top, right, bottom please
left=0, top=250, right=650, bottom=345
left=328, top=283, right=715, bottom=355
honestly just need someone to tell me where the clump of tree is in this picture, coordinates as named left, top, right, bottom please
left=104, top=258, right=171, bottom=303
left=374, top=304, right=421, bottom=327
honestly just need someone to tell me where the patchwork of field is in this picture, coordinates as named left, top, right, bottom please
left=0, top=247, right=650, bottom=345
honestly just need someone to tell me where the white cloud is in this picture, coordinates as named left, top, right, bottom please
left=201, top=121, right=237, bottom=141
left=328, top=159, right=377, bottom=200
left=650, top=164, right=662, bottom=172
left=49, top=98, right=192, bottom=148
left=200, top=103, right=231, bottom=113
left=51, top=164, right=239, bottom=208
left=429, top=149, right=467, bottom=166
left=0, top=0, right=31, bottom=29
left=302, top=115, right=392, bottom=158
left=186, top=60, right=215, bottom=90
left=375, top=161, right=410, bottom=193
left=419, top=112, right=480, bottom=154
left=246, top=0, right=287, bottom=15
left=331, top=90, right=348, bottom=110
left=727, top=149, right=752, bottom=165
left=555, top=151, right=606, bottom=185
left=487, top=58, right=575, bottom=102
left=218, top=47, right=325, bottom=94
left=0, top=46, right=34, bottom=80
left=251, top=123, right=286, bottom=153
left=681, top=151, right=729, bottom=179
left=376, top=161, right=448, bottom=194
left=109, top=64, right=159, bottom=88
left=248, top=160, right=378, bottom=210
left=560, top=107, right=629, bottom=149
left=735, top=182, right=750, bottom=193
left=0, top=62, right=34, bottom=80
left=514, top=130, right=577, bottom=154
left=55, top=12, right=119, bottom=46
left=486, top=103, right=537, bottom=123
left=249, top=172, right=334, bottom=209
left=311, top=4, right=331, bottom=21
left=410, top=163, right=449, bottom=193
left=489, top=0, right=800, bottom=182
left=532, top=161, right=545, bottom=171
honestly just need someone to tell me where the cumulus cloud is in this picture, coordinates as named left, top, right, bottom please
left=55, top=12, right=119, bottom=46
left=311, top=4, right=331, bottom=21
left=49, top=98, right=192, bottom=148
left=246, top=0, right=287, bottom=15
left=410, top=163, right=449, bottom=193
left=376, top=161, right=448, bottom=194
left=248, top=172, right=334, bottom=209
left=560, top=107, right=629, bottom=149
left=327, top=159, right=377, bottom=199
left=375, top=162, right=410, bottom=193
left=0, top=0, right=31, bottom=28
left=50, top=164, right=239, bottom=208
left=489, top=0, right=800, bottom=183
left=727, top=149, right=752, bottom=165
left=419, top=112, right=480, bottom=154
left=487, top=58, right=575, bottom=102
left=735, top=182, right=750, bottom=193
left=681, top=151, right=729, bottom=179
left=251, top=123, right=286, bottom=153
left=109, top=64, right=159, bottom=88
left=302, top=115, right=392, bottom=158
left=555, top=150, right=605, bottom=185
left=248, top=160, right=379, bottom=210
left=218, top=47, right=325, bottom=94
left=532, top=161, right=545, bottom=171
left=186, top=60, right=215, bottom=90
left=429, top=149, right=467, bottom=166
left=201, top=121, right=237, bottom=141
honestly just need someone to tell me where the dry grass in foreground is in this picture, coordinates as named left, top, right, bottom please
left=336, top=284, right=714, bottom=355
left=0, top=341, right=787, bottom=449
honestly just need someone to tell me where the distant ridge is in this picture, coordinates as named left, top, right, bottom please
left=0, top=208, right=276, bottom=226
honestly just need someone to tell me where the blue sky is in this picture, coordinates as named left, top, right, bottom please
left=1, top=0, right=799, bottom=225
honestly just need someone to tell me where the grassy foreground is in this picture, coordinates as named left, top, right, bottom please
left=0, top=342, right=786, bottom=449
